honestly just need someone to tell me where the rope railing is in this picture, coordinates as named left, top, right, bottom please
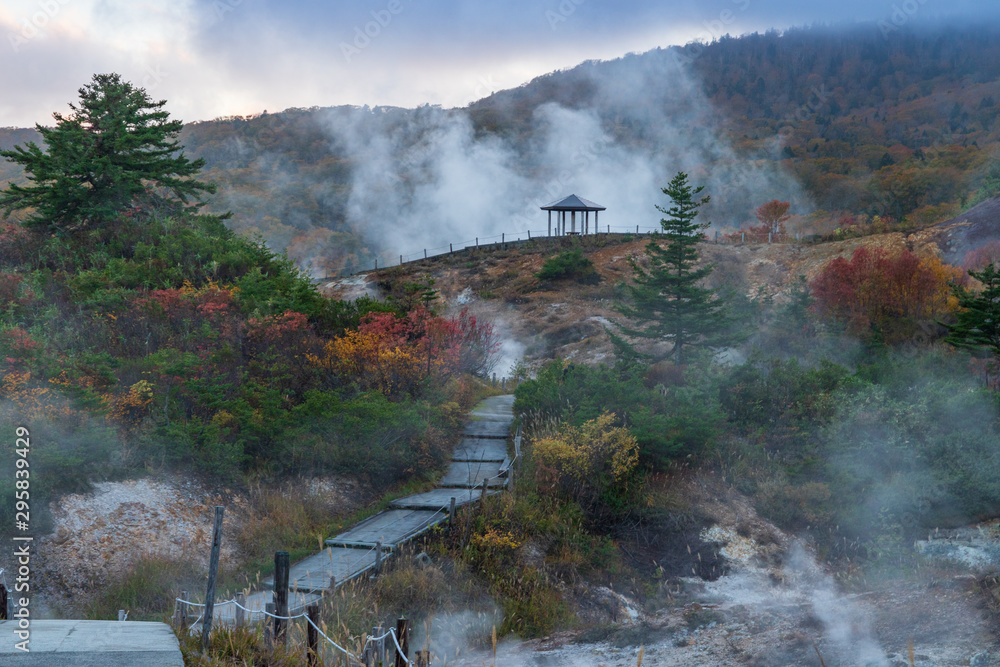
left=174, top=594, right=368, bottom=662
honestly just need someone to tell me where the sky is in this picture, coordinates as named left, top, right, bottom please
left=2, top=0, right=1000, bottom=128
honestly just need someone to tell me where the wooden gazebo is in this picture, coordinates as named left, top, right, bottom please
left=541, top=194, right=606, bottom=236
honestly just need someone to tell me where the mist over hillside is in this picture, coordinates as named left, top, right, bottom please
left=3, top=21, right=1000, bottom=276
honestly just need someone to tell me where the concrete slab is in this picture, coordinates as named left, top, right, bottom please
left=470, top=395, right=515, bottom=421
left=213, top=589, right=322, bottom=626
left=0, top=620, right=183, bottom=666
left=453, top=438, right=508, bottom=462
left=325, top=509, right=445, bottom=548
left=263, top=547, right=379, bottom=593
left=439, top=460, right=508, bottom=488
left=390, top=487, right=502, bottom=510
left=462, top=420, right=511, bottom=438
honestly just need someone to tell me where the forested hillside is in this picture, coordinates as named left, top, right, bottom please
left=3, top=23, right=1000, bottom=278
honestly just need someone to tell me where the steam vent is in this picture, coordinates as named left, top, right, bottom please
left=541, top=194, right=606, bottom=236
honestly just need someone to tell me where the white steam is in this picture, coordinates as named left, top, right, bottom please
left=320, top=49, right=812, bottom=260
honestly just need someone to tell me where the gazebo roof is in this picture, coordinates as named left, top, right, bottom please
left=540, top=194, right=606, bottom=211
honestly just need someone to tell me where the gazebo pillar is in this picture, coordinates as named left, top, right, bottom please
left=548, top=210, right=552, bottom=237
left=595, top=210, right=599, bottom=232
left=571, top=211, right=576, bottom=234
left=585, top=211, right=589, bottom=235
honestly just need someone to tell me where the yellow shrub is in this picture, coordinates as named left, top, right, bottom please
left=532, top=412, right=640, bottom=514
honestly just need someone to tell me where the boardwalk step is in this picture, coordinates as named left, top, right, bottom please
left=452, top=437, right=508, bottom=462
left=439, top=459, right=509, bottom=488
left=325, top=509, right=445, bottom=549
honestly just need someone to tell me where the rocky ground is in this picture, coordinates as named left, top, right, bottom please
left=445, top=477, right=1000, bottom=666
left=20, top=474, right=363, bottom=615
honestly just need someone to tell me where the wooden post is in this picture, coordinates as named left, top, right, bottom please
left=178, top=590, right=189, bottom=631
left=118, top=609, right=126, bottom=621
left=636, top=224, right=639, bottom=234
left=329, top=575, right=337, bottom=593
left=476, top=237, right=479, bottom=248
left=508, top=464, right=515, bottom=493
left=235, top=592, right=245, bottom=627
left=307, top=604, right=320, bottom=667
left=375, top=258, right=378, bottom=270
left=264, top=602, right=275, bottom=651
left=416, top=650, right=431, bottom=666
left=375, top=541, right=383, bottom=575
left=1, top=583, right=7, bottom=620
left=481, top=478, right=489, bottom=502
left=449, top=243, right=453, bottom=253
left=449, top=497, right=456, bottom=525
left=394, top=618, right=410, bottom=667
left=274, top=551, right=290, bottom=647
left=502, top=232, right=505, bottom=248
left=528, top=229, right=531, bottom=240
left=202, top=505, right=225, bottom=652
left=399, top=254, right=403, bottom=266
left=424, top=249, right=427, bottom=259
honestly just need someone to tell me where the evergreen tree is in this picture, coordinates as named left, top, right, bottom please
left=617, top=172, right=736, bottom=364
left=945, top=263, right=1000, bottom=359
left=0, top=73, right=215, bottom=232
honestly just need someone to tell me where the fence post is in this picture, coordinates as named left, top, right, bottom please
left=274, top=551, right=290, bottom=647
left=416, top=650, right=431, bottom=666
left=264, top=602, right=275, bottom=651
left=528, top=230, right=531, bottom=240
left=374, top=258, right=378, bottom=270
left=375, top=541, right=383, bottom=575
left=424, top=249, right=427, bottom=259
left=508, top=464, right=515, bottom=493
left=377, top=624, right=387, bottom=665
left=307, top=604, right=319, bottom=667
left=235, top=592, right=245, bottom=627
left=449, top=497, right=456, bottom=526
left=502, top=233, right=505, bottom=248
left=449, top=243, right=453, bottom=254
left=742, top=232, right=745, bottom=244
left=481, top=477, right=489, bottom=502
left=118, top=609, right=126, bottom=622
left=399, top=255, right=403, bottom=266
left=768, top=232, right=772, bottom=244
left=1, top=583, right=7, bottom=620
left=202, top=506, right=225, bottom=652
left=476, top=237, right=479, bottom=248
left=178, top=590, right=189, bottom=631
left=394, top=618, right=410, bottom=667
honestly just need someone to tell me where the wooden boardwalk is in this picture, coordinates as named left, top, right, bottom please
left=214, top=394, right=515, bottom=625
left=0, top=620, right=183, bottom=666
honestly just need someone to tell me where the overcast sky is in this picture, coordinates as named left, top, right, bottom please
left=2, top=0, right=999, bottom=127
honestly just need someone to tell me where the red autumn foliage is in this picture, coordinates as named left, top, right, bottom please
left=755, top=200, right=791, bottom=234
left=963, top=240, right=1000, bottom=272
left=810, top=246, right=958, bottom=343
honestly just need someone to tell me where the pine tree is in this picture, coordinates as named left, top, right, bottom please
left=617, top=172, right=736, bottom=364
left=0, top=73, right=215, bottom=232
left=945, top=263, right=1000, bottom=358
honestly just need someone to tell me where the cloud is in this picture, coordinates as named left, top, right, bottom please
left=4, top=1, right=1000, bottom=127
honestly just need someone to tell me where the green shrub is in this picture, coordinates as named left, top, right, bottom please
left=536, top=250, right=599, bottom=284
left=515, top=360, right=722, bottom=468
